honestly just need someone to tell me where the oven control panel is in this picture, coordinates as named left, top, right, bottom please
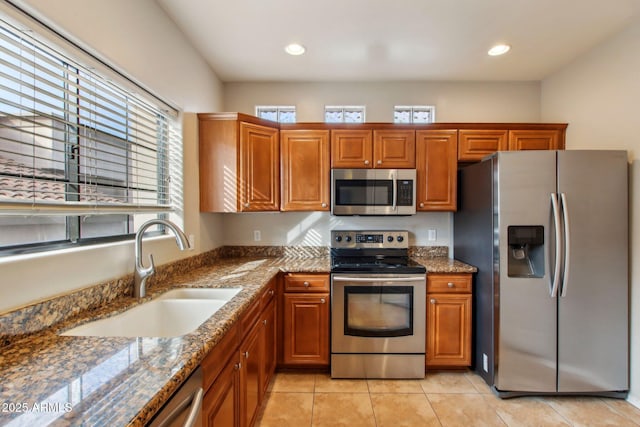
left=331, top=230, right=409, bottom=249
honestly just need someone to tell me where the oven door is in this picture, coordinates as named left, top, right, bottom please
left=331, top=274, right=426, bottom=354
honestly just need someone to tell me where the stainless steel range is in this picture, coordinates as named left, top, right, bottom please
left=330, top=230, right=427, bottom=379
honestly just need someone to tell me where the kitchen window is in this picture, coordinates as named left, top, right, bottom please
left=393, top=105, right=436, bottom=123
left=325, top=105, right=366, bottom=123
left=0, top=11, right=181, bottom=255
left=256, top=105, right=296, bottom=123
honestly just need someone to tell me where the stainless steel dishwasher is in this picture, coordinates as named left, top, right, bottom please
left=148, top=367, right=203, bottom=427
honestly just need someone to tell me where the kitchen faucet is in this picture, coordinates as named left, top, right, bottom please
left=134, top=219, right=190, bottom=299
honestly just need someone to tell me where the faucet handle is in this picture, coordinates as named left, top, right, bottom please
left=147, top=253, right=156, bottom=275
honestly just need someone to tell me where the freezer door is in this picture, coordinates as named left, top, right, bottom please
left=556, top=150, right=628, bottom=392
left=494, top=151, right=557, bottom=393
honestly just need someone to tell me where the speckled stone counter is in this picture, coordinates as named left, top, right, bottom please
left=0, top=250, right=474, bottom=427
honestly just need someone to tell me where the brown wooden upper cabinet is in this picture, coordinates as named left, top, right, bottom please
left=458, top=129, right=508, bottom=162
left=458, top=125, right=566, bottom=162
left=331, top=129, right=415, bottom=168
left=508, top=129, right=562, bottom=151
left=416, top=130, right=458, bottom=211
left=198, top=113, right=280, bottom=212
left=280, top=129, right=330, bottom=211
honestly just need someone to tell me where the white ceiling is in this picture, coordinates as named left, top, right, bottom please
left=156, top=0, right=640, bottom=82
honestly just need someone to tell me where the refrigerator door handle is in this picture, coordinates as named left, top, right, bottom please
left=560, top=193, right=571, bottom=297
left=551, top=193, right=562, bottom=297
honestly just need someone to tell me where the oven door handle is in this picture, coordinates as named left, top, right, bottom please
left=332, top=276, right=424, bottom=283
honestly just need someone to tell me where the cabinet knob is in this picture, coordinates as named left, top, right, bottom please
left=364, top=160, right=370, bottom=165
left=321, top=203, right=327, bottom=208
left=420, top=202, right=425, bottom=208
left=244, top=351, right=249, bottom=359
left=303, top=281, right=310, bottom=287
left=234, top=363, right=241, bottom=370
left=447, top=282, right=455, bottom=288
left=244, top=202, right=250, bottom=208
left=377, top=160, right=382, bottom=165
left=263, top=319, right=267, bottom=325
left=269, top=289, right=275, bottom=296
left=430, top=298, right=437, bottom=304
left=320, top=298, right=326, bottom=304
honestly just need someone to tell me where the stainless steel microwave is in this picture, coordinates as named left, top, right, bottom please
left=331, top=169, right=417, bottom=216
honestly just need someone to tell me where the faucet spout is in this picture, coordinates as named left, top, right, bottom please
left=134, top=219, right=190, bottom=299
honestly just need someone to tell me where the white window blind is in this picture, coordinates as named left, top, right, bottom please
left=0, top=17, right=178, bottom=216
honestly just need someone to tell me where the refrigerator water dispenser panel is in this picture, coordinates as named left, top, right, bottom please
left=508, top=226, right=544, bottom=278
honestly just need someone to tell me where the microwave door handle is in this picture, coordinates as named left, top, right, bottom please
left=392, top=172, right=397, bottom=210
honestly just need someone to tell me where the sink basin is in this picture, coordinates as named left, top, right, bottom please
left=158, top=287, right=241, bottom=301
left=61, top=287, right=241, bottom=338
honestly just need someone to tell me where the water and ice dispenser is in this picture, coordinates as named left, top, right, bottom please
left=507, top=226, right=544, bottom=278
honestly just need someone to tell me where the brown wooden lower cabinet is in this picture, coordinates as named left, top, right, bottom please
left=426, top=273, right=473, bottom=368
left=201, top=278, right=276, bottom=427
left=240, top=321, right=262, bottom=427
left=280, top=273, right=330, bottom=367
left=203, top=352, right=240, bottom=427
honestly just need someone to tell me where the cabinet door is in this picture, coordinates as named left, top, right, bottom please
left=458, top=129, right=508, bottom=162
left=416, top=130, right=457, bottom=211
left=261, top=300, right=277, bottom=395
left=283, top=293, right=330, bottom=366
left=239, top=122, right=280, bottom=211
left=508, top=129, right=562, bottom=151
left=373, top=130, right=416, bottom=168
left=427, top=294, right=472, bottom=367
left=330, top=129, right=373, bottom=168
left=280, top=129, right=330, bottom=211
left=240, top=323, right=263, bottom=427
left=203, top=353, right=240, bottom=427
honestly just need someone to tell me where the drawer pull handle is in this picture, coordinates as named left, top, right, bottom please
left=447, top=282, right=455, bottom=288
left=235, top=363, right=241, bottom=370
left=320, top=298, right=326, bottom=304
left=269, top=289, right=275, bottom=296
left=430, top=298, right=437, bottom=304
left=244, top=351, right=249, bottom=359
left=303, top=281, right=310, bottom=287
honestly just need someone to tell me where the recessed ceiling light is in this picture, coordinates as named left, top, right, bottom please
left=488, top=44, right=511, bottom=56
left=285, top=43, right=306, bottom=56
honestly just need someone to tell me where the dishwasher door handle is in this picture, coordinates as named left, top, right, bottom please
left=153, top=386, right=203, bottom=427
left=183, top=388, right=204, bottom=427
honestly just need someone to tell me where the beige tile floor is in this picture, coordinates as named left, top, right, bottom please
left=255, top=371, right=640, bottom=427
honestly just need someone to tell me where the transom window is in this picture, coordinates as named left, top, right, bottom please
left=394, top=105, right=436, bottom=123
left=325, top=105, right=366, bottom=123
left=0, top=13, right=181, bottom=254
left=255, top=105, right=296, bottom=123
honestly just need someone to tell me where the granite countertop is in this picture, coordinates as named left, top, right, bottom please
left=0, top=254, right=474, bottom=426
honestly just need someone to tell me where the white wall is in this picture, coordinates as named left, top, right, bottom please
left=0, top=0, right=225, bottom=313
left=224, top=81, right=542, bottom=122
left=541, top=17, right=640, bottom=407
left=222, top=212, right=451, bottom=248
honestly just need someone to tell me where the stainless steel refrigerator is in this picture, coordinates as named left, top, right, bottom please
left=454, top=150, right=628, bottom=397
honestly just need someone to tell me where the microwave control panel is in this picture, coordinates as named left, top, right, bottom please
left=397, top=180, right=414, bottom=206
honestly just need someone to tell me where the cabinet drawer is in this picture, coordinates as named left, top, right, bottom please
left=284, top=273, right=330, bottom=292
left=201, top=322, right=239, bottom=392
left=427, top=274, right=472, bottom=293
left=260, top=277, right=277, bottom=309
left=241, top=298, right=261, bottom=334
